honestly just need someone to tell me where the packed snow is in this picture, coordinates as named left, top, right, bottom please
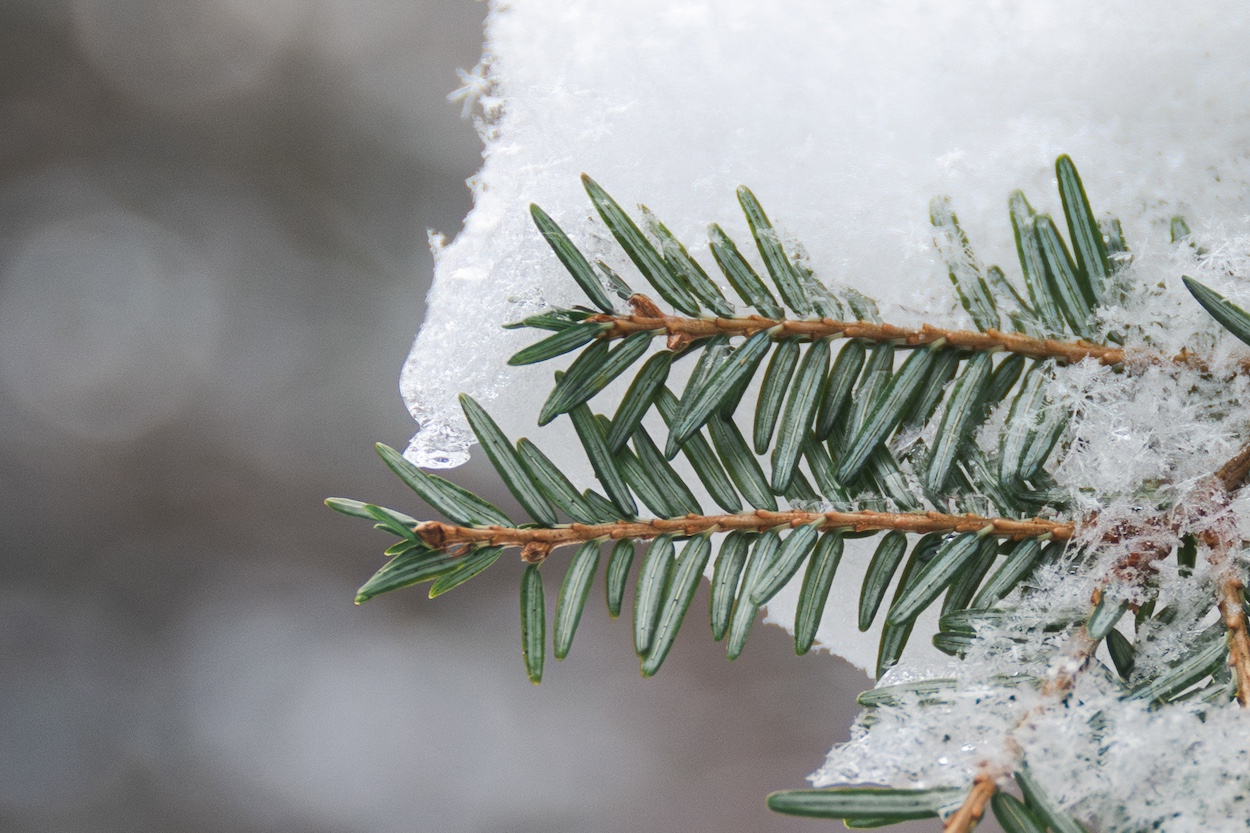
left=398, top=1, right=1250, bottom=828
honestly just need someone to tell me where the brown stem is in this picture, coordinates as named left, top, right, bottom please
left=1207, top=547, right=1250, bottom=708
left=971, top=438, right=1250, bottom=827
left=1032, top=440, right=1250, bottom=704
left=1217, top=572, right=1250, bottom=707
left=942, top=775, right=997, bottom=833
left=1039, top=627, right=1100, bottom=699
left=1215, top=442, right=1250, bottom=493
left=413, top=509, right=1074, bottom=557
left=593, top=297, right=1213, bottom=368
left=1202, top=438, right=1250, bottom=706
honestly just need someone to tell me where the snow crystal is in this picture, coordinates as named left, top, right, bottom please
left=1018, top=692, right=1250, bottom=832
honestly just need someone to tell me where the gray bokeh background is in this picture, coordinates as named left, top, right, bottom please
left=0, top=3, right=948, bottom=831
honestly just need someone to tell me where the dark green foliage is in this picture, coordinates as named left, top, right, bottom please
left=1177, top=534, right=1198, bottom=577
left=607, top=351, right=673, bottom=452
left=1183, top=277, right=1250, bottom=348
left=941, top=536, right=1000, bottom=616
left=1056, top=155, right=1111, bottom=302
left=641, top=535, right=713, bottom=676
left=992, top=793, right=1048, bottom=833
left=605, top=539, right=635, bottom=618
left=583, top=174, right=702, bottom=315
left=349, top=160, right=1122, bottom=676
left=616, top=443, right=677, bottom=518
left=708, top=222, right=783, bottom=317
left=859, top=531, right=908, bottom=631
left=530, top=203, right=617, bottom=312
left=1010, top=193, right=1066, bottom=335
left=1127, top=632, right=1228, bottom=704
left=508, top=320, right=610, bottom=366
left=503, top=307, right=593, bottom=332
left=634, top=534, right=675, bottom=655
left=877, top=533, right=941, bottom=678
left=355, top=545, right=460, bottom=603
left=1086, top=594, right=1129, bottom=641
left=331, top=157, right=1250, bottom=832
left=516, top=438, right=599, bottom=524
left=569, top=403, right=636, bottom=517
left=750, top=522, right=822, bottom=606
left=376, top=442, right=513, bottom=527
left=815, top=339, right=866, bottom=441
left=706, top=413, right=778, bottom=511
left=737, top=186, right=811, bottom=315
left=1105, top=627, right=1135, bottom=680
left=539, top=331, right=651, bottom=424
left=710, top=531, right=750, bottom=641
left=794, top=532, right=844, bottom=655
left=634, top=427, right=702, bottom=515
left=520, top=564, right=545, bottom=684
left=931, top=630, right=975, bottom=657
left=766, top=787, right=964, bottom=822
left=361, top=503, right=420, bottom=540
left=887, top=531, right=988, bottom=627
left=727, top=531, right=780, bottom=660
left=971, top=538, right=1050, bottom=609
left=461, top=394, right=559, bottom=526
left=771, top=339, right=831, bottom=491
left=642, top=206, right=736, bottom=316
left=325, top=496, right=383, bottom=522
left=668, top=330, right=773, bottom=455
left=554, top=542, right=601, bottom=660
left=654, top=387, right=742, bottom=512
left=429, top=546, right=503, bottom=598
left=931, top=195, right=999, bottom=331
left=926, top=353, right=992, bottom=493
left=754, top=337, right=801, bottom=454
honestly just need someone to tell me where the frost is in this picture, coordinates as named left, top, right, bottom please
left=397, top=0, right=1250, bottom=824
left=1018, top=694, right=1250, bottom=832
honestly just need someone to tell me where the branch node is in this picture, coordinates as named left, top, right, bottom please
left=942, top=775, right=997, bottom=833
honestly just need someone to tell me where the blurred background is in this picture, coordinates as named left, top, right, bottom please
left=0, top=2, right=937, bottom=831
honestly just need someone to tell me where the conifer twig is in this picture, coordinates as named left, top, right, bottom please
left=597, top=300, right=1130, bottom=364
left=1215, top=440, right=1250, bottom=493
left=412, top=509, right=1075, bottom=560
left=941, top=775, right=997, bottom=833
left=1216, top=570, right=1250, bottom=707
left=1033, top=442, right=1250, bottom=701
left=1205, top=437, right=1250, bottom=705
left=590, top=294, right=1250, bottom=371
left=1038, top=628, right=1100, bottom=699
left=593, top=294, right=1250, bottom=373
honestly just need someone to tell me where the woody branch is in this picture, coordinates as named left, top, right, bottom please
left=413, top=508, right=1074, bottom=562
left=593, top=294, right=1191, bottom=367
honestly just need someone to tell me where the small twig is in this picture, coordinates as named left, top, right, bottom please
left=588, top=296, right=1235, bottom=371
left=412, top=509, right=1074, bottom=553
left=942, top=775, right=997, bottom=833
left=1039, top=627, right=1100, bottom=699
left=1215, top=441, right=1250, bottom=493
left=1031, top=440, right=1250, bottom=704
left=1216, top=570, right=1250, bottom=707
left=597, top=306, right=1130, bottom=365
left=1203, top=437, right=1250, bottom=706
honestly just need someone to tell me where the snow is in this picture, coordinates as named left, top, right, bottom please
left=403, top=0, right=1250, bottom=471
left=396, top=0, right=1250, bottom=826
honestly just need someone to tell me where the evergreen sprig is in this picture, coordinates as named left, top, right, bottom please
left=330, top=156, right=1250, bottom=832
